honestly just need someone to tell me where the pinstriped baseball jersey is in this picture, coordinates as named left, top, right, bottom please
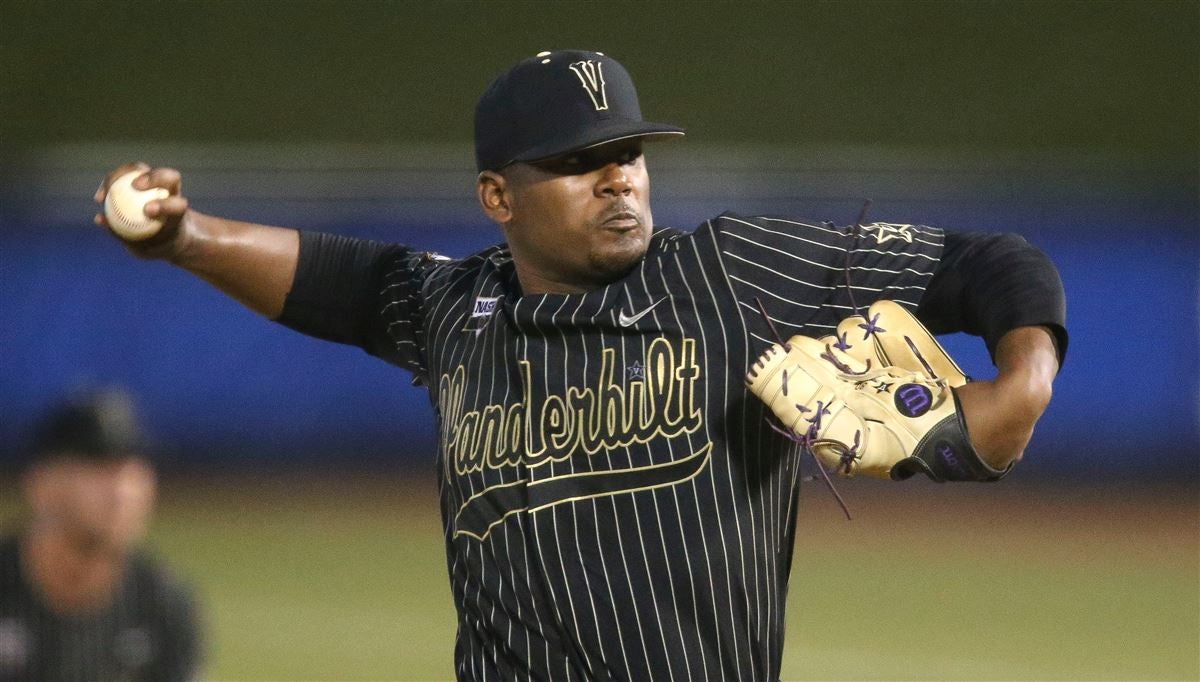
left=339, top=213, right=941, bottom=680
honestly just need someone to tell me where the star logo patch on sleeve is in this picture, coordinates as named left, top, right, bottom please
left=862, top=222, right=915, bottom=244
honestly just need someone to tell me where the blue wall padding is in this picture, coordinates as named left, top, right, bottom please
left=2, top=199, right=1196, bottom=474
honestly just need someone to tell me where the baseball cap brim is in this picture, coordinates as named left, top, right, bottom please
left=511, top=120, right=684, bottom=166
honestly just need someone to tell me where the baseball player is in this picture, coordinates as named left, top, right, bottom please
left=0, top=389, right=204, bottom=681
left=93, top=50, right=1065, bottom=680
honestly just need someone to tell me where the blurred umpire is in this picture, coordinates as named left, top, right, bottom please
left=0, top=389, right=203, bottom=681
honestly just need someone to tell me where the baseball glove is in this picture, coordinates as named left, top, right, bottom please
left=745, top=300, right=1011, bottom=482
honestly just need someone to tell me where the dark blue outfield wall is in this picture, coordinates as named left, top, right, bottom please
left=1, top=196, right=1197, bottom=478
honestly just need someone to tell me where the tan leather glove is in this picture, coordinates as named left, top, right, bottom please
left=746, top=301, right=1011, bottom=482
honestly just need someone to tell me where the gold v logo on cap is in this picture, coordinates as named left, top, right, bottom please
left=568, top=60, right=609, bottom=111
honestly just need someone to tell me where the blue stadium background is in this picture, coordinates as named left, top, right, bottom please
left=2, top=162, right=1195, bottom=479
left=2, top=0, right=1195, bottom=482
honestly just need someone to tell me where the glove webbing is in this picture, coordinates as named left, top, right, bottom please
left=753, top=296, right=853, bottom=520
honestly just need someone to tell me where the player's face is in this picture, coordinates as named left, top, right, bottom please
left=490, top=140, right=653, bottom=293
left=22, top=456, right=157, bottom=613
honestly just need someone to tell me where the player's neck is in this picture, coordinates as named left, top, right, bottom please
left=512, top=262, right=594, bottom=296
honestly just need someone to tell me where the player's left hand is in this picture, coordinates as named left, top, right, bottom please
left=745, top=300, right=1012, bottom=482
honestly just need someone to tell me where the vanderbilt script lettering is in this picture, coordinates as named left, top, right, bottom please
left=438, top=338, right=703, bottom=475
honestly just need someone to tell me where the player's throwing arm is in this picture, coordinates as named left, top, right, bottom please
left=93, top=162, right=300, bottom=318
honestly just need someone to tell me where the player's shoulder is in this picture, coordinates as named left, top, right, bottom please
left=375, top=244, right=488, bottom=292
left=708, top=211, right=851, bottom=248
left=708, top=211, right=945, bottom=254
left=125, top=549, right=201, bottom=618
left=664, top=211, right=857, bottom=267
left=642, top=213, right=852, bottom=271
left=613, top=212, right=941, bottom=259
left=412, top=243, right=514, bottom=314
left=650, top=213, right=824, bottom=245
left=419, top=244, right=501, bottom=277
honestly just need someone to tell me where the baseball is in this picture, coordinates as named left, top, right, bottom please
left=104, top=171, right=170, bottom=241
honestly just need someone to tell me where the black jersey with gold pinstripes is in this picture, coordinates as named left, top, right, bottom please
left=281, top=212, right=943, bottom=680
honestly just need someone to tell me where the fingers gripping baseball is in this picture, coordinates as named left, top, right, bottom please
left=93, top=162, right=189, bottom=257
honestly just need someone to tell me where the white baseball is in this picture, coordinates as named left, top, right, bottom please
left=104, top=171, right=170, bottom=241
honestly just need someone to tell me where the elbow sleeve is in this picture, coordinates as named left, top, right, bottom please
left=920, top=231, right=1068, bottom=365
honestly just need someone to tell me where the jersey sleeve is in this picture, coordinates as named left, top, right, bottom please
left=711, top=212, right=943, bottom=336
left=276, top=230, right=448, bottom=381
left=918, top=230, right=1068, bottom=364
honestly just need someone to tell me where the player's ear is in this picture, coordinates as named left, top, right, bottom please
left=477, top=170, right=512, bottom=224
left=126, top=456, right=158, bottom=507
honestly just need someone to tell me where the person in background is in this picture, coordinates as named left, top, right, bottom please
left=0, top=388, right=203, bottom=681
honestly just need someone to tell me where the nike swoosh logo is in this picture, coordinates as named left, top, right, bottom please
left=618, top=297, right=668, bottom=327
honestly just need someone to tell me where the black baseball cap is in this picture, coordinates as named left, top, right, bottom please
left=474, top=50, right=684, bottom=172
left=26, top=389, right=147, bottom=468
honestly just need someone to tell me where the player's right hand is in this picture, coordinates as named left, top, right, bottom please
left=93, top=162, right=191, bottom=261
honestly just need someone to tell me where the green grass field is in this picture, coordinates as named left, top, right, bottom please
left=5, top=473, right=1197, bottom=680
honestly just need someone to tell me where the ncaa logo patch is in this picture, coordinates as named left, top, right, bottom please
left=463, top=296, right=500, bottom=336
left=471, top=297, right=499, bottom=317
